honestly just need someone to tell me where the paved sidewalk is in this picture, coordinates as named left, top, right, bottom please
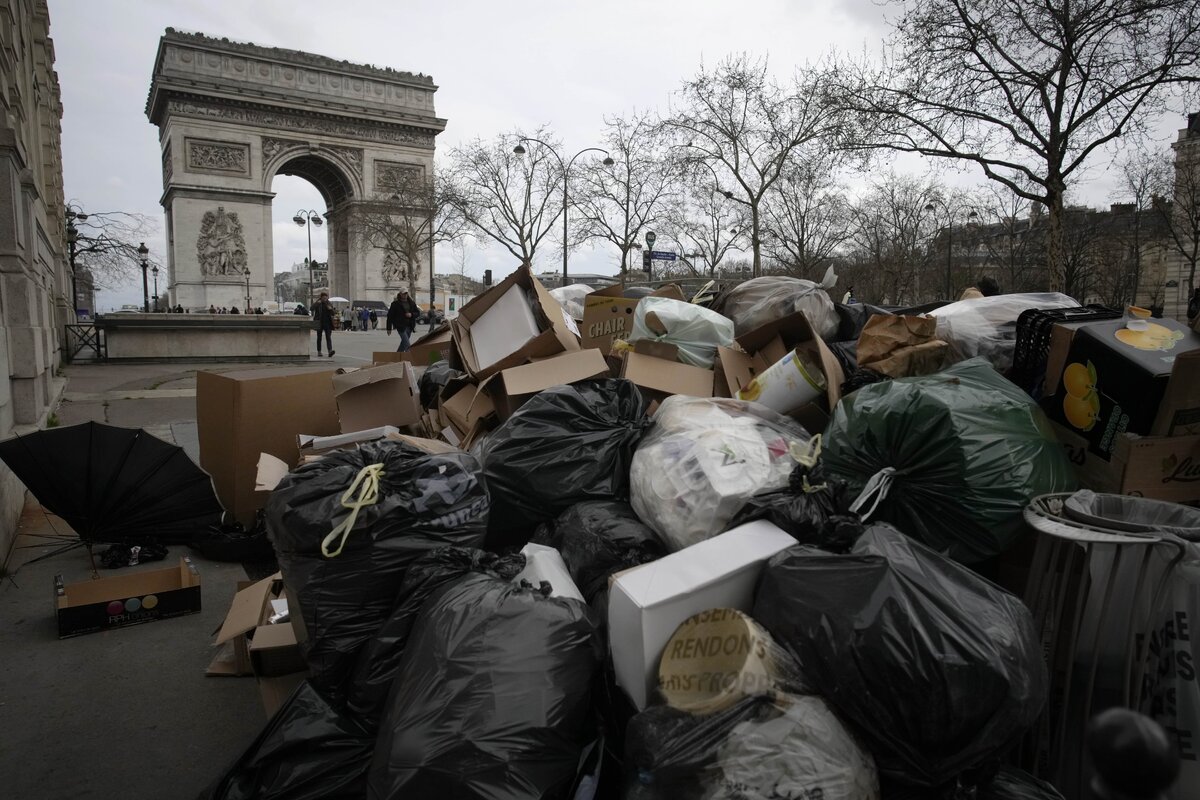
left=0, top=352, right=379, bottom=800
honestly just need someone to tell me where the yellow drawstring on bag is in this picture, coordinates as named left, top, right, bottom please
left=788, top=434, right=827, bottom=494
left=321, top=463, right=384, bottom=558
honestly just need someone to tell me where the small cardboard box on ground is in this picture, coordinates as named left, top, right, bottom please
left=55, top=557, right=202, bottom=638
left=197, top=367, right=340, bottom=525
left=480, top=349, right=611, bottom=420
left=608, top=520, right=795, bottom=710
left=714, top=311, right=845, bottom=434
left=372, top=324, right=453, bottom=367
left=440, top=379, right=495, bottom=446
left=581, top=283, right=686, bottom=353
left=1043, top=317, right=1200, bottom=460
left=332, top=362, right=422, bottom=432
left=451, top=266, right=580, bottom=381
left=1052, top=421, right=1200, bottom=504
left=208, top=572, right=294, bottom=676
left=619, top=344, right=715, bottom=402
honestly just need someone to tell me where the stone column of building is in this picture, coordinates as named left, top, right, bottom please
left=0, top=0, right=71, bottom=558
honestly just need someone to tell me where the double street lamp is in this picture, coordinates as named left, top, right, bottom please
left=137, top=242, right=150, bottom=313
left=924, top=200, right=978, bottom=300
left=513, top=138, right=613, bottom=287
left=293, top=210, right=324, bottom=308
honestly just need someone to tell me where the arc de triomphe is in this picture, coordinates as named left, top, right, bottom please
left=146, top=29, right=445, bottom=310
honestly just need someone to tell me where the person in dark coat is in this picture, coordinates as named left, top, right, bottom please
left=386, top=290, right=420, bottom=352
left=310, top=291, right=336, bottom=357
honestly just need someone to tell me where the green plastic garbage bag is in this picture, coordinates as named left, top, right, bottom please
left=823, top=358, right=1075, bottom=563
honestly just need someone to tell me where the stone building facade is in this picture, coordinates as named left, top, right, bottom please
left=0, top=0, right=69, bottom=559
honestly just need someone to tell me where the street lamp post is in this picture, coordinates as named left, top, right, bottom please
left=137, top=242, right=150, bottom=312
left=924, top=201, right=978, bottom=300
left=65, top=206, right=88, bottom=319
left=243, top=267, right=252, bottom=313
left=151, top=265, right=159, bottom=312
left=293, top=210, right=324, bottom=308
left=513, top=138, right=613, bottom=287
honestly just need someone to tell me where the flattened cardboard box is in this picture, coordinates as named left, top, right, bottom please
left=451, top=266, right=580, bottom=381
left=581, top=283, right=685, bottom=353
left=482, top=349, right=611, bottom=420
left=56, top=557, right=201, bottom=639
left=1052, top=421, right=1200, bottom=504
left=332, top=362, right=421, bottom=432
left=620, top=350, right=714, bottom=400
left=197, top=367, right=340, bottom=525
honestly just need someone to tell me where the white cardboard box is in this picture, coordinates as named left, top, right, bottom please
left=607, top=520, right=795, bottom=710
left=470, top=283, right=541, bottom=370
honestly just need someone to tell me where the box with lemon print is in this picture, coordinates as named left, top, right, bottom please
left=1045, top=317, right=1200, bottom=460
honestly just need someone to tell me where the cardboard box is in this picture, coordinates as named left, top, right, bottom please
left=258, top=671, right=307, bottom=718
left=1044, top=318, right=1200, bottom=460
left=55, top=557, right=201, bottom=638
left=620, top=351, right=714, bottom=401
left=580, top=284, right=686, bottom=353
left=451, top=267, right=580, bottom=380
left=481, top=349, right=611, bottom=419
left=197, top=367, right=340, bottom=525
left=1052, top=421, right=1200, bottom=503
left=332, top=362, right=421, bottom=432
left=209, top=571, right=297, bottom=677
left=608, top=520, right=795, bottom=710
left=372, top=324, right=454, bottom=367
left=714, top=311, right=845, bottom=434
left=441, top=382, right=495, bottom=436
left=249, top=619, right=306, bottom=677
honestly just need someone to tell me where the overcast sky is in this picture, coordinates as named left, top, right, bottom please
left=48, top=0, right=1189, bottom=311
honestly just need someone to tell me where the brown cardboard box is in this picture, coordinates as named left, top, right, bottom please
left=713, top=311, right=844, bottom=434
left=197, top=367, right=340, bottom=525
left=481, top=349, right=611, bottom=419
left=332, top=362, right=421, bottom=432
left=441, top=382, right=494, bottom=436
left=249, top=619, right=306, bottom=677
left=258, top=671, right=307, bottom=718
left=55, top=557, right=201, bottom=639
left=372, top=324, right=454, bottom=367
left=209, top=572, right=296, bottom=677
left=1051, top=421, right=1200, bottom=503
left=620, top=351, right=714, bottom=400
left=451, top=266, right=580, bottom=380
left=581, top=284, right=686, bottom=353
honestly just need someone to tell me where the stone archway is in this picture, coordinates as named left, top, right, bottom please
left=146, top=29, right=445, bottom=310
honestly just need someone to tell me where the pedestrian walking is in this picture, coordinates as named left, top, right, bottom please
left=386, top=290, right=420, bottom=352
left=311, top=291, right=336, bottom=357
left=359, top=306, right=370, bottom=331
left=369, top=309, right=378, bottom=329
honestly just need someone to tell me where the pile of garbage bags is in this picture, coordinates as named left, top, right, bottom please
left=197, top=279, right=1143, bottom=800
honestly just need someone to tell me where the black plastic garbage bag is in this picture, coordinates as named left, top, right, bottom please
left=368, top=573, right=602, bottom=800
left=266, top=440, right=489, bottom=701
left=753, top=524, right=1047, bottom=790
left=534, top=501, right=666, bottom=615
left=823, top=357, right=1075, bottom=563
left=729, top=460, right=863, bottom=552
left=625, top=692, right=879, bottom=800
left=478, top=379, right=651, bottom=551
left=345, top=546, right=524, bottom=725
left=881, top=766, right=1064, bottom=800
left=199, top=681, right=374, bottom=800
left=417, top=359, right=464, bottom=410
left=833, top=302, right=893, bottom=342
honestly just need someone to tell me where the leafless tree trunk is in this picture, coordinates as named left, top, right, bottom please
left=760, top=150, right=854, bottom=280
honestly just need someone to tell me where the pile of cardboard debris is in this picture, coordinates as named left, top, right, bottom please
left=188, top=266, right=1200, bottom=800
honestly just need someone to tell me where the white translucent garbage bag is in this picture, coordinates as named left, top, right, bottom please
left=719, top=267, right=839, bottom=340
left=931, top=292, right=1078, bottom=371
left=629, top=296, right=735, bottom=368
left=549, top=283, right=593, bottom=322
left=630, top=396, right=812, bottom=551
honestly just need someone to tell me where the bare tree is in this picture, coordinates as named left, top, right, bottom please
left=844, top=173, right=942, bottom=305
left=573, top=113, right=676, bottom=274
left=836, top=0, right=1200, bottom=292
left=66, top=207, right=160, bottom=292
left=663, top=55, right=847, bottom=277
left=1157, top=140, right=1200, bottom=297
left=659, top=180, right=748, bottom=278
left=353, top=168, right=465, bottom=293
left=448, top=127, right=563, bottom=267
left=961, top=183, right=1045, bottom=293
left=760, top=151, right=854, bottom=280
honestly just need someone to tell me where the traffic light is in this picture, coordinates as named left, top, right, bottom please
left=483, top=269, right=493, bottom=287
left=642, top=251, right=651, bottom=270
